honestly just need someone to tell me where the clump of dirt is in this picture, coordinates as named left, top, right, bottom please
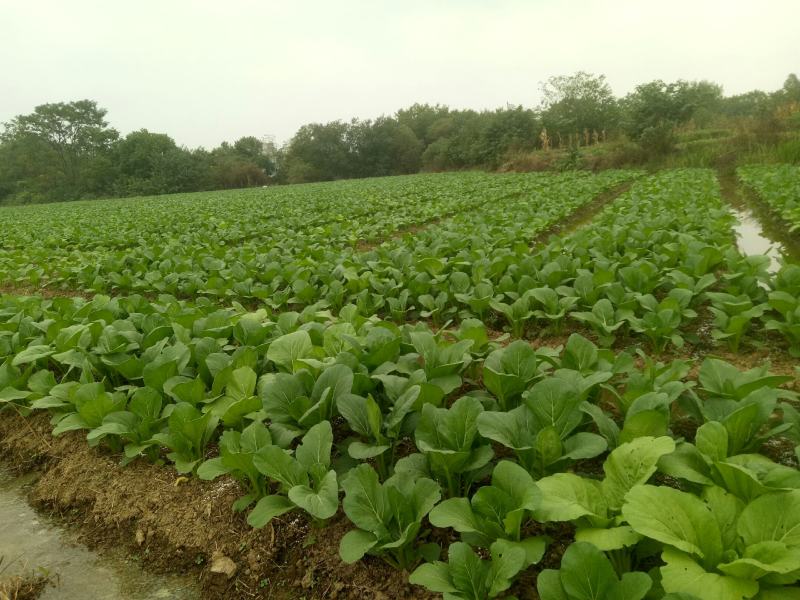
left=0, top=573, right=49, bottom=600
left=0, top=413, right=436, bottom=600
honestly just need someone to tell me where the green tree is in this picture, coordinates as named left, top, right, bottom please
left=781, top=73, right=800, bottom=103
left=232, top=136, right=278, bottom=176
left=350, top=117, right=422, bottom=177
left=0, top=100, right=118, bottom=201
left=622, top=79, right=723, bottom=138
left=280, top=121, right=354, bottom=183
left=112, top=129, right=207, bottom=196
left=396, top=103, right=451, bottom=145
left=720, top=90, right=772, bottom=118
left=539, top=72, right=619, bottom=138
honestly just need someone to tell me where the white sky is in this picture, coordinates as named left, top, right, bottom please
left=1, top=0, right=798, bottom=148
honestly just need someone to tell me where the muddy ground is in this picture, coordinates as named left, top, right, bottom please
left=0, top=413, right=437, bottom=600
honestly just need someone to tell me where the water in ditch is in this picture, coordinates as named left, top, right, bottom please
left=730, top=206, right=785, bottom=273
left=0, top=467, right=199, bottom=600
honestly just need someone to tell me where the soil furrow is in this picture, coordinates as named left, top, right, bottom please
left=529, top=180, right=634, bottom=246
left=0, top=413, right=435, bottom=600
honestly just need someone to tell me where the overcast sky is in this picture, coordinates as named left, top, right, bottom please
left=1, top=0, right=798, bottom=148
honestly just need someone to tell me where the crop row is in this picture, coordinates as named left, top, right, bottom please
left=738, top=164, right=800, bottom=231
left=1, top=294, right=799, bottom=599
left=0, top=172, right=499, bottom=249
left=4, top=168, right=800, bottom=357
left=286, top=168, right=799, bottom=357
left=0, top=171, right=629, bottom=295
left=0, top=172, right=629, bottom=298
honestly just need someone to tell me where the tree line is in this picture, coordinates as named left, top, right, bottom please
left=1, top=72, right=798, bottom=203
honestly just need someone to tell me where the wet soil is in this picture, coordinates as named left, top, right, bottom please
left=0, top=467, right=196, bottom=600
left=0, top=413, right=436, bottom=600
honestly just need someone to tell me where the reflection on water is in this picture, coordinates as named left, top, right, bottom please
left=730, top=207, right=784, bottom=273
left=0, top=468, right=199, bottom=600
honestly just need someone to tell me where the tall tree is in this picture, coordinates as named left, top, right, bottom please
left=350, top=117, right=422, bottom=177
left=622, top=79, right=722, bottom=138
left=781, top=73, right=800, bottom=104
left=1, top=100, right=118, bottom=200
left=539, top=72, right=619, bottom=137
left=280, top=121, right=354, bottom=183
left=113, top=129, right=204, bottom=196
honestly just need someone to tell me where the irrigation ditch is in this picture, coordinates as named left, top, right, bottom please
left=717, top=166, right=800, bottom=268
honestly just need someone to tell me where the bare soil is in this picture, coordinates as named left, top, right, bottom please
left=0, top=413, right=436, bottom=600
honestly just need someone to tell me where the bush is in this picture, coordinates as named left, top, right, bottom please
left=775, top=137, right=800, bottom=164
left=638, top=123, right=677, bottom=157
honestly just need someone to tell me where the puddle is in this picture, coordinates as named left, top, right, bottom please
left=0, top=467, right=199, bottom=600
left=730, top=207, right=785, bottom=273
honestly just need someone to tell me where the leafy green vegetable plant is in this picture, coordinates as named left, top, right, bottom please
left=428, top=460, right=547, bottom=567
left=397, top=396, right=493, bottom=497
left=477, top=377, right=607, bottom=477
left=249, top=420, right=339, bottom=528
left=197, top=420, right=273, bottom=511
left=706, top=292, right=767, bottom=352
left=150, top=401, right=219, bottom=473
left=339, top=463, right=440, bottom=570
left=533, top=436, right=675, bottom=574
left=537, top=541, right=652, bottom=600
left=409, top=540, right=530, bottom=600
left=570, top=298, right=628, bottom=346
left=623, top=486, right=800, bottom=600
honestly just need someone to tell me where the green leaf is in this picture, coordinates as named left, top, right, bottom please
left=288, top=469, right=338, bottom=520
left=738, top=491, right=800, bottom=547
left=601, top=436, right=675, bottom=511
left=348, top=441, right=389, bottom=459
left=247, top=495, right=295, bottom=528
left=429, top=497, right=483, bottom=534
left=538, top=541, right=652, bottom=600
left=339, top=529, right=378, bottom=564
left=341, top=463, right=390, bottom=533
left=623, top=485, right=722, bottom=567
left=409, top=562, right=457, bottom=594
left=574, top=526, right=641, bottom=551
left=12, top=344, right=55, bottom=366
left=534, top=473, right=606, bottom=522
left=537, top=569, right=569, bottom=600
left=267, top=330, right=313, bottom=372
left=525, top=377, right=583, bottom=438
left=660, top=549, right=758, bottom=600
left=493, top=537, right=547, bottom=569
left=718, top=541, right=800, bottom=580
left=696, top=421, right=729, bottom=461
left=197, top=457, right=229, bottom=480
left=253, top=446, right=307, bottom=489
left=295, top=420, right=333, bottom=470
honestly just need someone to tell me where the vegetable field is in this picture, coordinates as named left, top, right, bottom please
left=2, top=167, right=800, bottom=600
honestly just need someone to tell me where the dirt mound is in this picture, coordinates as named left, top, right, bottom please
left=0, top=413, right=435, bottom=600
